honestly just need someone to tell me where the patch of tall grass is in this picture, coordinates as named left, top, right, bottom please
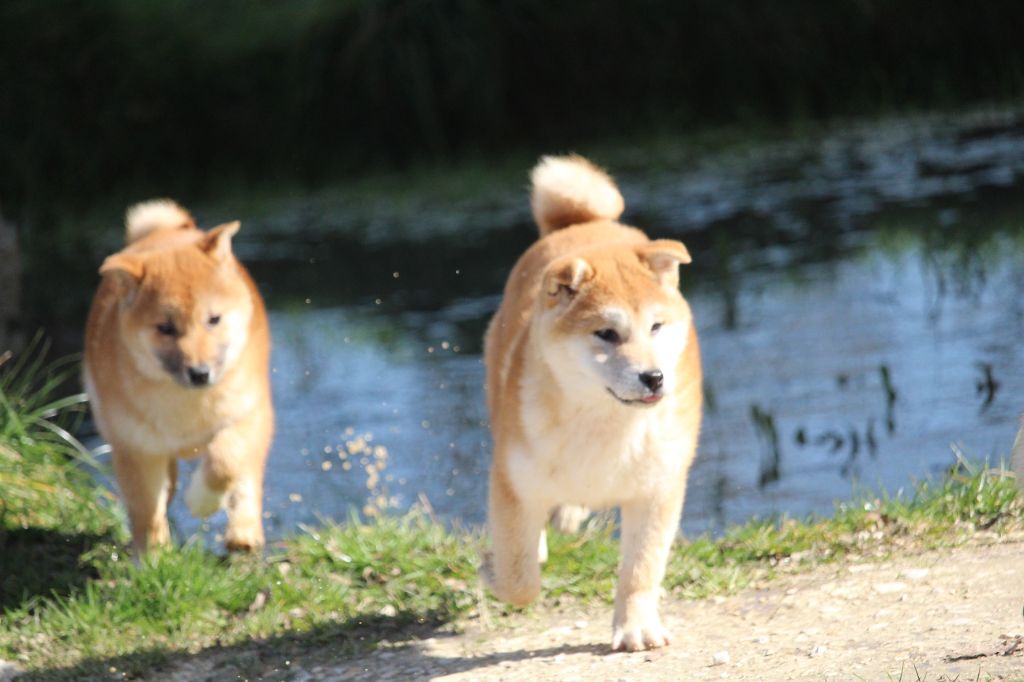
left=0, top=336, right=120, bottom=538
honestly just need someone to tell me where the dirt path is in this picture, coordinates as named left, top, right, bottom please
left=320, top=542, right=1024, bottom=681
left=155, top=541, right=1024, bottom=681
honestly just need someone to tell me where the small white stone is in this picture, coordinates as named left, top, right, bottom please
left=544, top=626, right=573, bottom=637
left=810, top=645, right=828, bottom=657
left=0, top=662, right=20, bottom=682
left=901, top=568, right=930, bottom=581
left=873, top=582, right=907, bottom=594
left=712, top=650, right=731, bottom=666
left=574, top=619, right=589, bottom=629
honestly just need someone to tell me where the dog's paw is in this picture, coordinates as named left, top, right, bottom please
left=184, top=471, right=226, bottom=518
left=225, top=523, right=264, bottom=553
left=611, top=617, right=671, bottom=652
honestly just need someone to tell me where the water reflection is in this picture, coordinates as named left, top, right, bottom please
left=132, top=112, right=1024, bottom=540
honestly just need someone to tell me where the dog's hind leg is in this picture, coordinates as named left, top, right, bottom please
left=550, top=504, right=590, bottom=533
left=541, top=505, right=591, bottom=563
left=167, top=458, right=178, bottom=504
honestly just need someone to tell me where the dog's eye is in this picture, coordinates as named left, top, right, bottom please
left=651, top=322, right=663, bottom=334
left=208, top=314, right=221, bottom=327
left=156, top=321, right=178, bottom=337
left=594, top=328, right=621, bottom=344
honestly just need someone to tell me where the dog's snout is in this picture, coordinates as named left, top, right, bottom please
left=639, top=369, right=663, bottom=392
left=187, top=365, right=211, bottom=386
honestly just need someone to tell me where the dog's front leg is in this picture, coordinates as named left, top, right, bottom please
left=112, top=449, right=175, bottom=554
left=612, top=487, right=685, bottom=651
left=482, top=467, right=546, bottom=607
left=188, top=406, right=272, bottom=552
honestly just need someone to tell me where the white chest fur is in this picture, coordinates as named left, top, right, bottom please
left=87, top=367, right=256, bottom=458
left=508, top=375, right=690, bottom=509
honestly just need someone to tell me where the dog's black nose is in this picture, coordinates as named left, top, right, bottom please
left=639, top=369, right=663, bottom=392
left=187, top=365, right=211, bottom=386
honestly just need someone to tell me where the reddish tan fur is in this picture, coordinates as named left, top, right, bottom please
left=84, top=201, right=273, bottom=554
left=483, top=156, right=702, bottom=651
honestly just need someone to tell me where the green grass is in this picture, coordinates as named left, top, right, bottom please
left=1, top=345, right=1022, bottom=679
left=0, top=337, right=126, bottom=622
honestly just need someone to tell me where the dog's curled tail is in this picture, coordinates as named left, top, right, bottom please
left=530, top=155, right=625, bottom=237
left=124, top=199, right=196, bottom=244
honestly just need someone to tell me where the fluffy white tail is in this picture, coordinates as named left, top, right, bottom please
left=124, top=199, right=195, bottom=244
left=530, top=155, right=625, bottom=236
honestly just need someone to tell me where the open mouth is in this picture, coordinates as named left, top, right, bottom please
left=606, top=387, right=663, bottom=406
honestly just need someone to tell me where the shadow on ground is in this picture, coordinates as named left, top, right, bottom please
left=27, top=612, right=615, bottom=681
left=0, top=528, right=110, bottom=612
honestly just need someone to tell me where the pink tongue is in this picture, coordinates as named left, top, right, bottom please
left=642, top=395, right=662, bottom=403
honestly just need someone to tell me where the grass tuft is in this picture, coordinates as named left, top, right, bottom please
left=0, top=337, right=124, bottom=617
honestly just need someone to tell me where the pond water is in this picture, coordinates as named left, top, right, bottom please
left=90, top=109, right=1024, bottom=541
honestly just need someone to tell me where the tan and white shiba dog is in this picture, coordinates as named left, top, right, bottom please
left=84, top=200, right=274, bottom=554
left=482, top=155, right=702, bottom=651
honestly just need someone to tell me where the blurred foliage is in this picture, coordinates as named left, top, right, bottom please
left=2, top=0, right=1024, bottom=220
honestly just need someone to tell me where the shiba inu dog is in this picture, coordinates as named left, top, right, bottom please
left=482, top=156, right=702, bottom=651
left=84, top=200, right=274, bottom=554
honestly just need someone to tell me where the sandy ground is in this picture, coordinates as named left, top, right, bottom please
left=4, top=542, right=1020, bottom=681
left=143, top=540, right=1024, bottom=681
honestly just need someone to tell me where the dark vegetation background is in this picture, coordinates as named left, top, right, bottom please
left=4, top=0, right=1024, bottom=217
left=1, top=0, right=1024, bottom=339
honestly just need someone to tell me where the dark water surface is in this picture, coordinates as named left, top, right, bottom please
left=95, top=110, right=1024, bottom=541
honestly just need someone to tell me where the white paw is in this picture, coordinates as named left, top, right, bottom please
left=184, top=470, right=226, bottom=518
left=611, top=617, right=671, bottom=652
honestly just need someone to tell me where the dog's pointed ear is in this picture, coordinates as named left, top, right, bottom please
left=99, top=253, right=144, bottom=296
left=543, top=256, right=594, bottom=304
left=200, top=221, right=241, bottom=262
left=637, top=239, right=691, bottom=289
